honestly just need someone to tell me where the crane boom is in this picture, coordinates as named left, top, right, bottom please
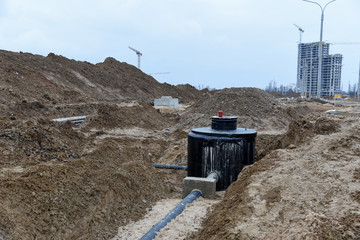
left=129, top=46, right=142, bottom=55
left=293, top=24, right=304, bottom=43
left=293, top=24, right=304, bottom=33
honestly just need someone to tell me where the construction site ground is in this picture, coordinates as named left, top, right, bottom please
left=0, top=50, right=359, bottom=239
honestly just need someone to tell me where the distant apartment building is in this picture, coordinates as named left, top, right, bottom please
left=297, top=42, right=342, bottom=97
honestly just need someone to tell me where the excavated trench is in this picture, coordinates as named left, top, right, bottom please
left=1, top=49, right=356, bottom=239
left=110, top=114, right=341, bottom=239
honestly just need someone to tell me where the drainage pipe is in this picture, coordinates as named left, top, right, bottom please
left=52, top=116, right=86, bottom=125
left=140, top=189, right=202, bottom=240
left=207, top=172, right=219, bottom=181
left=153, top=163, right=188, bottom=170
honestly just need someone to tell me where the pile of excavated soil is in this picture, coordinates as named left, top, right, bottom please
left=0, top=138, right=178, bottom=239
left=0, top=50, right=205, bottom=107
left=192, top=113, right=360, bottom=239
left=82, top=102, right=174, bottom=130
left=0, top=99, right=188, bottom=239
left=268, top=91, right=284, bottom=98
left=180, top=88, right=310, bottom=131
left=0, top=118, right=89, bottom=168
left=255, top=114, right=340, bottom=160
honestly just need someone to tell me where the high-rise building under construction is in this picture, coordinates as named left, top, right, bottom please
left=297, top=42, right=342, bottom=97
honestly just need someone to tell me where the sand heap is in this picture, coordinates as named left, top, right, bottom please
left=0, top=50, right=204, bottom=107
left=0, top=119, right=87, bottom=168
left=0, top=122, right=176, bottom=239
left=180, top=87, right=309, bottom=131
left=82, top=102, right=173, bottom=131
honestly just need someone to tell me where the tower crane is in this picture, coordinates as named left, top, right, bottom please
left=293, top=24, right=304, bottom=43
left=129, top=46, right=142, bottom=69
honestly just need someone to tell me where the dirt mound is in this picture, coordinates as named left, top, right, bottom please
left=285, top=115, right=340, bottom=142
left=180, top=88, right=310, bottom=131
left=174, top=84, right=212, bottom=103
left=0, top=100, right=187, bottom=239
left=0, top=119, right=88, bottom=168
left=314, top=116, right=340, bottom=134
left=268, top=91, right=284, bottom=98
left=82, top=102, right=172, bottom=130
left=0, top=138, right=177, bottom=239
left=95, top=57, right=204, bottom=103
left=0, top=50, right=204, bottom=107
left=256, top=114, right=340, bottom=160
left=194, top=88, right=278, bottom=116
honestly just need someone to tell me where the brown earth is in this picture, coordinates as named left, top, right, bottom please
left=0, top=49, right=359, bottom=240
left=192, top=106, right=360, bottom=240
left=0, top=49, right=207, bottom=153
left=0, top=115, right=184, bottom=239
left=0, top=50, right=207, bottom=117
left=82, top=102, right=173, bottom=130
left=179, top=87, right=311, bottom=131
left=0, top=139, right=176, bottom=239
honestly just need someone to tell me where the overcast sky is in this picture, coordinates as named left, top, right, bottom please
left=0, top=0, right=359, bottom=90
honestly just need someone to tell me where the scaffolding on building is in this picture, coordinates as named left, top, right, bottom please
left=297, top=42, right=342, bottom=98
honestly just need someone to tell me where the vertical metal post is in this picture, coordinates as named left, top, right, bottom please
left=317, top=11, right=324, bottom=98
left=302, top=0, right=336, bottom=99
left=137, top=53, right=141, bottom=69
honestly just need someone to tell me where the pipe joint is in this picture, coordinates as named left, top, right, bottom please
left=207, top=172, right=220, bottom=181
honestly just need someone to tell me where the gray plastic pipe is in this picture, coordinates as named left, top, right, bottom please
left=140, top=189, right=202, bottom=240
left=52, top=116, right=86, bottom=125
left=153, top=163, right=188, bottom=170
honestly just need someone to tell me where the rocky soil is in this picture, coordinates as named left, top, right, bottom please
left=0, top=49, right=359, bottom=240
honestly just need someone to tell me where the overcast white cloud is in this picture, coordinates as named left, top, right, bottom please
left=0, top=0, right=359, bottom=90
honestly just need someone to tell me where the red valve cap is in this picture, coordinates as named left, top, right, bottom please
left=218, top=111, right=223, bottom=118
